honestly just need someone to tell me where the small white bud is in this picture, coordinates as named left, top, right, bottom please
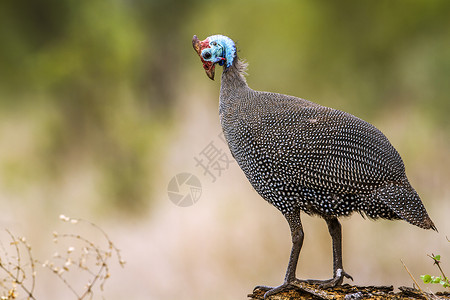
left=59, top=214, right=70, bottom=222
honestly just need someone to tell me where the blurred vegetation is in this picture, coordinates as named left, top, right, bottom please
left=0, top=0, right=449, bottom=216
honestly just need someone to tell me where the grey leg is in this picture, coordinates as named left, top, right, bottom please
left=254, top=209, right=304, bottom=298
left=284, top=209, right=304, bottom=282
left=253, top=215, right=352, bottom=299
left=306, top=216, right=353, bottom=287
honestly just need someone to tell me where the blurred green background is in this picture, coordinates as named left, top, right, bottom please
left=0, top=0, right=449, bottom=299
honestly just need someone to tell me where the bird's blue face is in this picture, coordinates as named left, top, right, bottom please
left=192, top=34, right=236, bottom=80
left=200, top=40, right=226, bottom=66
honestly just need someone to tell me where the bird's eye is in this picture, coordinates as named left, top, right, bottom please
left=211, top=41, right=217, bottom=46
left=203, top=51, right=212, bottom=59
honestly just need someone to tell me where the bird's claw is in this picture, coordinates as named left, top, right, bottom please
left=253, top=282, right=296, bottom=299
left=254, top=270, right=353, bottom=298
left=305, top=269, right=353, bottom=288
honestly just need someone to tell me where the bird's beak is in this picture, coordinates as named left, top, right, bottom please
left=192, top=35, right=215, bottom=80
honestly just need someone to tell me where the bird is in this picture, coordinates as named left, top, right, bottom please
left=192, top=34, right=436, bottom=298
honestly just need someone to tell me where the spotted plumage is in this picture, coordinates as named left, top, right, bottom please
left=192, top=34, right=436, bottom=297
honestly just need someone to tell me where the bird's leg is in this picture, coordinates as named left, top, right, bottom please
left=306, top=216, right=353, bottom=288
left=253, top=209, right=304, bottom=298
left=284, top=210, right=304, bottom=283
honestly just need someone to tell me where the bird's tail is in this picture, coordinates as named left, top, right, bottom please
left=376, top=182, right=437, bottom=231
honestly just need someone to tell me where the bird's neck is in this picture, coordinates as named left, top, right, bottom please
left=220, top=58, right=251, bottom=105
left=221, top=58, right=249, bottom=90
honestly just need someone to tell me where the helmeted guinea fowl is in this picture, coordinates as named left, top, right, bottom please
left=192, top=34, right=436, bottom=298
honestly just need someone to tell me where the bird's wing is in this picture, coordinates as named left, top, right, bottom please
left=258, top=103, right=406, bottom=194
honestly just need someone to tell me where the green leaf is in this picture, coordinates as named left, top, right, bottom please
left=433, top=255, right=441, bottom=261
left=432, top=276, right=442, bottom=283
left=442, top=277, right=450, bottom=288
left=421, top=274, right=432, bottom=283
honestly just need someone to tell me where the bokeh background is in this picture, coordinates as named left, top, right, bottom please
left=0, top=0, right=449, bottom=299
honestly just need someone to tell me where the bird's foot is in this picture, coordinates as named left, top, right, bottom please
left=305, top=268, right=353, bottom=288
left=253, top=270, right=353, bottom=298
left=253, top=281, right=296, bottom=299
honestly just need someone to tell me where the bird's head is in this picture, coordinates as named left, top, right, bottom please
left=192, top=34, right=236, bottom=80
